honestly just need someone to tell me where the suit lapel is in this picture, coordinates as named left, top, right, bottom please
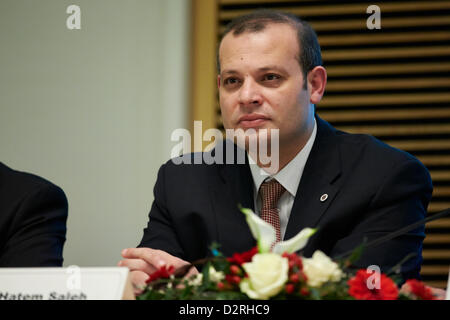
left=209, top=142, right=256, bottom=256
left=284, top=117, right=343, bottom=239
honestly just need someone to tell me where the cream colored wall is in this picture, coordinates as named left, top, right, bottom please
left=0, top=0, right=190, bottom=266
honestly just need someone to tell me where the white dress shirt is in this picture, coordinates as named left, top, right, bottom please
left=248, top=119, right=317, bottom=240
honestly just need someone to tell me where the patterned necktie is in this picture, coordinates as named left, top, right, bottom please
left=259, top=179, right=286, bottom=243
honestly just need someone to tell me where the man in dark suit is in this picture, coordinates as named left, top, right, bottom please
left=0, top=162, right=68, bottom=267
left=119, top=10, right=432, bottom=290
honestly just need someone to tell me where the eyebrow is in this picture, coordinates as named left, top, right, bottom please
left=258, top=66, right=287, bottom=73
left=221, top=66, right=287, bottom=75
left=221, top=70, right=239, bottom=76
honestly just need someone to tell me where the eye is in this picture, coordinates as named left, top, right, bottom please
left=260, top=73, right=283, bottom=87
left=262, top=73, right=281, bottom=81
left=223, top=77, right=241, bottom=88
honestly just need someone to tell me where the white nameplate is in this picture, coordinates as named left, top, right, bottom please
left=0, top=267, right=134, bottom=300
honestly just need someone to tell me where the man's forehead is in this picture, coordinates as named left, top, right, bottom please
left=219, top=26, right=299, bottom=73
left=219, top=23, right=299, bottom=60
left=221, top=23, right=296, bottom=45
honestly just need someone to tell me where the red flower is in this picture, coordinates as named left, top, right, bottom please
left=401, top=279, right=435, bottom=300
left=225, top=274, right=242, bottom=285
left=285, top=284, right=295, bottom=294
left=217, top=282, right=225, bottom=290
left=227, top=247, right=258, bottom=265
left=348, top=269, right=398, bottom=300
left=289, top=273, right=299, bottom=283
left=230, top=265, right=241, bottom=275
left=282, top=252, right=303, bottom=270
left=146, top=265, right=175, bottom=284
left=299, top=287, right=309, bottom=296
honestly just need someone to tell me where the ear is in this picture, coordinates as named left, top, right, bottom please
left=307, top=66, right=327, bottom=105
left=217, top=75, right=221, bottom=89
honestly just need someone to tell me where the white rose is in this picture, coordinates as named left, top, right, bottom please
left=209, top=266, right=225, bottom=283
left=302, top=250, right=343, bottom=288
left=187, top=266, right=224, bottom=286
left=240, top=253, right=288, bottom=300
left=187, top=273, right=203, bottom=287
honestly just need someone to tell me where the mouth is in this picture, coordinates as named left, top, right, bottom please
left=238, top=114, right=270, bottom=129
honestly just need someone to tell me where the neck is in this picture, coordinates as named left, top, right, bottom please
left=248, top=120, right=315, bottom=175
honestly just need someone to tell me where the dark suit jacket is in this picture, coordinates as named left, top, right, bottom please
left=139, top=116, right=433, bottom=281
left=0, top=162, right=68, bottom=267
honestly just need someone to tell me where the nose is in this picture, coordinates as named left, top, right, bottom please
left=238, top=77, right=262, bottom=108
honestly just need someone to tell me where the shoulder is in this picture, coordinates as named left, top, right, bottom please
left=337, top=130, right=425, bottom=169
left=327, top=127, right=432, bottom=193
left=154, top=140, right=249, bottom=196
left=316, top=117, right=430, bottom=184
left=317, top=116, right=425, bottom=168
left=0, top=162, right=67, bottom=208
left=156, top=152, right=224, bottom=189
left=161, top=139, right=242, bottom=173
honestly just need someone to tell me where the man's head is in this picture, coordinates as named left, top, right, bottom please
left=217, top=10, right=327, bottom=168
left=217, top=10, right=323, bottom=89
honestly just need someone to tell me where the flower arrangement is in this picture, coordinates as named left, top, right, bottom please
left=137, top=208, right=441, bottom=300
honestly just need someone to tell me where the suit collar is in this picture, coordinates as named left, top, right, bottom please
left=284, top=115, right=343, bottom=239
left=210, top=141, right=256, bottom=256
left=217, top=139, right=254, bottom=210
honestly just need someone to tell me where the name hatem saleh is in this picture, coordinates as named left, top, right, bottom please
left=0, top=291, right=87, bottom=300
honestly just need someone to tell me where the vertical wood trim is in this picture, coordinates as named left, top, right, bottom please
left=191, top=0, right=218, bottom=151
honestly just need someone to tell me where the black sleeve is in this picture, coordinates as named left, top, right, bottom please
left=137, top=163, right=185, bottom=259
left=330, top=159, right=433, bottom=282
left=0, top=184, right=68, bottom=267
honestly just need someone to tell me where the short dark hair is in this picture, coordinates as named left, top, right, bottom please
left=217, top=9, right=322, bottom=88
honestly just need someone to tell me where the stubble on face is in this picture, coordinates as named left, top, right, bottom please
left=218, top=23, right=315, bottom=171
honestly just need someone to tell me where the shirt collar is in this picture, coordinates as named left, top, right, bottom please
left=249, top=118, right=317, bottom=197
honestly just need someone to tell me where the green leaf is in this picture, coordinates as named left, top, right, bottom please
left=309, top=287, right=322, bottom=300
left=209, top=242, right=223, bottom=257
left=212, top=257, right=230, bottom=273
left=199, top=261, right=211, bottom=290
left=344, top=240, right=366, bottom=267
left=386, top=252, right=418, bottom=278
